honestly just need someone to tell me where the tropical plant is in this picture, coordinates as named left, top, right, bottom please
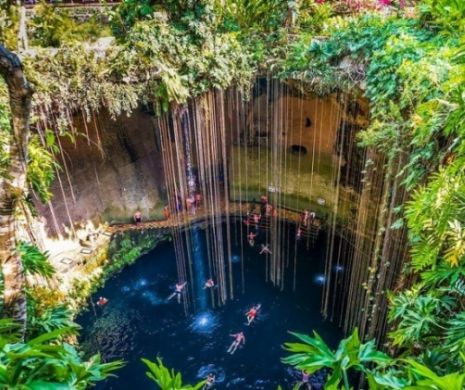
left=29, top=1, right=110, bottom=47
left=221, top=0, right=287, bottom=32
left=18, top=241, right=55, bottom=280
left=0, top=322, right=124, bottom=389
left=29, top=304, right=80, bottom=336
left=141, top=358, right=205, bottom=390
left=419, top=0, right=465, bottom=34
left=282, top=328, right=391, bottom=389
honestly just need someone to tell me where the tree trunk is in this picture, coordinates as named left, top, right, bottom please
left=0, top=45, right=33, bottom=337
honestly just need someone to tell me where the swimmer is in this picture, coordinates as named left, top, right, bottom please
left=96, top=296, right=108, bottom=306
left=248, top=231, right=257, bottom=247
left=227, top=331, right=245, bottom=354
left=299, top=370, right=311, bottom=389
left=167, top=281, right=187, bottom=304
left=253, top=213, right=261, bottom=229
left=246, top=304, right=261, bottom=325
left=195, top=193, right=202, bottom=208
left=203, top=373, right=215, bottom=389
left=203, top=279, right=216, bottom=289
left=259, top=244, right=272, bottom=255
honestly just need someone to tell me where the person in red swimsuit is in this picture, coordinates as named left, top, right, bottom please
left=96, top=296, right=108, bottom=306
left=246, top=304, right=261, bottom=325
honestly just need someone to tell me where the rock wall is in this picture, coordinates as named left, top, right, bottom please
left=35, top=107, right=166, bottom=237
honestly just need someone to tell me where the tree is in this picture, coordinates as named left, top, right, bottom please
left=0, top=44, right=33, bottom=337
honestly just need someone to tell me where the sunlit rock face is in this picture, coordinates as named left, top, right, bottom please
left=34, top=107, right=166, bottom=236
left=35, top=79, right=369, bottom=242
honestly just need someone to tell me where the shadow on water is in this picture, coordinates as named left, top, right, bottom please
left=77, top=222, right=342, bottom=389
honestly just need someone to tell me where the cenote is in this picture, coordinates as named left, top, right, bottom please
left=77, top=222, right=341, bottom=389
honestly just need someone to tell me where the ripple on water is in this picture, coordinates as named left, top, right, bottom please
left=141, top=290, right=163, bottom=305
left=231, top=255, right=241, bottom=264
left=314, top=274, right=326, bottom=285
left=189, top=311, right=219, bottom=335
left=81, top=308, right=140, bottom=361
left=197, top=364, right=226, bottom=383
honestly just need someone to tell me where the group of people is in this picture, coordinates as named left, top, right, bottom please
left=131, top=192, right=204, bottom=226
left=167, top=277, right=218, bottom=305
left=227, top=303, right=261, bottom=356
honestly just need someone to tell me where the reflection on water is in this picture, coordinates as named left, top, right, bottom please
left=77, top=224, right=341, bottom=389
left=190, top=311, right=219, bottom=335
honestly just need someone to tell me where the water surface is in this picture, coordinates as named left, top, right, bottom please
left=77, top=223, right=342, bottom=389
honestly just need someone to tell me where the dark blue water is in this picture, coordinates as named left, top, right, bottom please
left=77, top=223, right=342, bottom=389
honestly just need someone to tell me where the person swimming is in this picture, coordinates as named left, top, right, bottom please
left=96, top=296, right=108, bottom=306
left=246, top=304, right=261, bottom=325
left=167, top=281, right=187, bottom=304
left=227, top=331, right=245, bottom=354
left=248, top=231, right=257, bottom=247
left=203, top=373, right=215, bottom=389
left=203, top=279, right=216, bottom=289
left=299, top=370, right=312, bottom=389
left=253, top=213, right=261, bottom=229
left=259, top=244, right=272, bottom=255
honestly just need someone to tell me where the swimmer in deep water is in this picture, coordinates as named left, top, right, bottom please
left=167, top=281, right=187, bottom=304
left=227, top=331, right=245, bottom=354
left=203, top=279, right=216, bottom=289
left=96, top=296, right=108, bottom=306
left=203, top=373, right=215, bottom=389
left=248, top=231, right=257, bottom=247
left=299, top=370, right=312, bottom=389
left=259, top=244, right=272, bottom=255
left=246, top=304, right=261, bottom=325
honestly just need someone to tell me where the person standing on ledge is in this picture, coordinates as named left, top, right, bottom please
left=163, top=206, right=170, bottom=220
left=134, top=210, right=142, bottom=225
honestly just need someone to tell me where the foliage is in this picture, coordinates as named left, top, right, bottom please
left=0, top=323, right=123, bottom=389
left=29, top=1, right=110, bottom=47
left=0, top=80, right=58, bottom=203
left=419, top=0, right=465, bottom=34
left=283, top=328, right=465, bottom=389
left=29, top=304, right=80, bottom=338
left=0, top=0, right=19, bottom=50
left=283, top=328, right=391, bottom=389
left=18, top=241, right=55, bottom=280
left=141, top=358, right=205, bottom=390
left=221, top=0, right=287, bottom=33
